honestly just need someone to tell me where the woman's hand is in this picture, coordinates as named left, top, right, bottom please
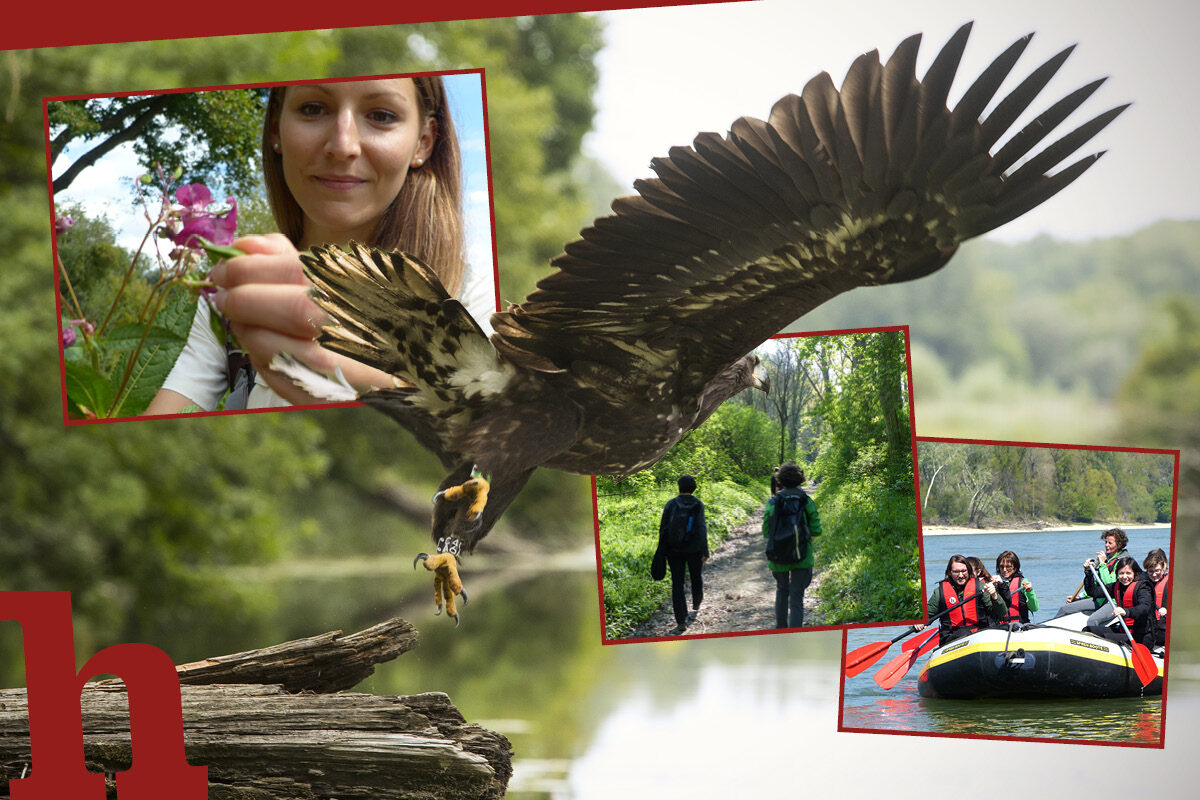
left=211, top=234, right=395, bottom=404
left=1021, top=579, right=1033, bottom=592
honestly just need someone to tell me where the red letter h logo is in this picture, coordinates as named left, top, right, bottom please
left=2, top=591, right=207, bottom=798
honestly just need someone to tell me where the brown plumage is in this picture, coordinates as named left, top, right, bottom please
left=279, top=23, right=1125, bottom=620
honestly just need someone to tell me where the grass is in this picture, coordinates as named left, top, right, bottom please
left=597, top=480, right=762, bottom=638
left=812, top=478, right=922, bottom=624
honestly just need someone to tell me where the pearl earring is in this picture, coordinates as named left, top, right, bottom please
left=413, top=157, right=424, bottom=167
left=273, top=142, right=281, bottom=153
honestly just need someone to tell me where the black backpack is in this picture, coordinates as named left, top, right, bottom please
left=765, top=490, right=810, bottom=564
left=665, top=501, right=697, bottom=548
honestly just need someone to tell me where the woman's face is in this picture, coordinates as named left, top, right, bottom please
left=1104, top=535, right=1119, bottom=556
left=1117, top=565, right=1135, bottom=585
left=997, top=560, right=1015, bottom=578
left=1148, top=563, right=1168, bottom=581
left=274, top=78, right=434, bottom=247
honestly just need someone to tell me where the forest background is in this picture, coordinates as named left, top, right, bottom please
left=1, top=14, right=1196, bottom=689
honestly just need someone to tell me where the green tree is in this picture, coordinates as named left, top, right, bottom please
left=49, top=90, right=266, bottom=196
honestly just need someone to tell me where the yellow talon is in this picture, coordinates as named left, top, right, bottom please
left=415, top=552, right=467, bottom=626
left=438, top=477, right=490, bottom=520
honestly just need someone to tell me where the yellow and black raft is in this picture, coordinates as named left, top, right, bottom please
left=916, top=612, right=1164, bottom=699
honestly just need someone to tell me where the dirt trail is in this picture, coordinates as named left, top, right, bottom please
left=626, top=507, right=827, bottom=639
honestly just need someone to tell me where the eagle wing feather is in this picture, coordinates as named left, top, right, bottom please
left=491, top=23, right=1126, bottom=402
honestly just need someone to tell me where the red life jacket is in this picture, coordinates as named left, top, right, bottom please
left=942, top=579, right=979, bottom=630
left=1152, top=576, right=1169, bottom=620
left=1003, top=576, right=1022, bottom=622
left=1114, top=580, right=1139, bottom=628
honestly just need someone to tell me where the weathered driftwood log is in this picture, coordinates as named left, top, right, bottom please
left=0, top=618, right=512, bottom=799
left=174, top=616, right=419, bottom=693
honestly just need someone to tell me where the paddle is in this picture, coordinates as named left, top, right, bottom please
left=844, top=590, right=978, bottom=676
left=902, top=624, right=940, bottom=653
left=1067, top=579, right=1085, bottom=603
left=1087, top=564, right=1159, bottom=687
left=874, top=630, right=941, bottom=690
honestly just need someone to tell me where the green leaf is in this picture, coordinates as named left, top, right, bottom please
left=64, top=359, right=115, bottom=418
left=107, top=290, right=197, bottom=417
left=102, top=322, right=188, bottom=351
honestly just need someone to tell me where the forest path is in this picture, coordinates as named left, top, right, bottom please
left=626, top=507, right=827, bottom=638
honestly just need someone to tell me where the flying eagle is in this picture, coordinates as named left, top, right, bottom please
left=276, top=23, right=1125, bottom=624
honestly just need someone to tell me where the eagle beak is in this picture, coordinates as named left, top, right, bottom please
left=753, top=362, right=770, bottom=394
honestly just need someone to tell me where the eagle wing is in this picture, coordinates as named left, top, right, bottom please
left=490, top=23, right=1127, bottom=408
left=297, top=241, right=515, bottom=468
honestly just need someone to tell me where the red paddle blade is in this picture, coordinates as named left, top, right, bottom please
left=902, top=626, right=939, bottom=652
left=844, top=641, right=890, bottom=677
left=874, top=633, right=941, bottom=690
left=1131, top=642, right=1160, bottom=687
left=873, top=648, right=920, bottom=690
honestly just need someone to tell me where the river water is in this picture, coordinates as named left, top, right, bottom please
left=5, top=524, right=1182, bottom=796
left=840, top=526, right=1172, bottom=745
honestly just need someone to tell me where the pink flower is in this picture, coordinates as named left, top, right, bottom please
left=168, top=183, right=238, bottom=249
left=55, top=216, right=75, bottom=237
left=61, top=318, right=94, bottom=348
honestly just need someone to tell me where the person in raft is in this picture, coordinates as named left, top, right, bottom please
left=1055, top=527, right=1131, bottom=618
left=915, top=555, right=1007, bottom=646
left=995, top=550, right=1039, bottom=625
left=966, top=556, right=1012, bottom=628
left=1141, top=548, right=1170, bottom=653
left=1082, top=555, right=1152, bottom=646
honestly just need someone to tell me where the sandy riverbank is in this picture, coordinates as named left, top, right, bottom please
left=922, top=522, right=1173, bottom=536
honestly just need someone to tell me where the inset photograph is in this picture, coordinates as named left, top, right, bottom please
left=50, top=70, right=494, bottom=421
left=596, top=326, right=922, bottom=642
left=840, top=437, right=1176, bottom=747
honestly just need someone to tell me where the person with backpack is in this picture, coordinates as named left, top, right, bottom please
left=762, top=462, right=821, bottom=629
left=657, top=474, right=709, bottom=634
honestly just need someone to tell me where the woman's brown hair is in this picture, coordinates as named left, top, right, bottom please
left=261, top=75, right=467, bottom=294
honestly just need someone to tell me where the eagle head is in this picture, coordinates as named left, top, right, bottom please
left=741, top=353, right=770, bottom=395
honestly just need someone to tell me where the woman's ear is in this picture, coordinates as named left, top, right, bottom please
left=412, top=116, right=437, bottom=167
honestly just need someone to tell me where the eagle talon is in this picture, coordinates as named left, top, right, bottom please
left=414, top=550, right=466, bottom=626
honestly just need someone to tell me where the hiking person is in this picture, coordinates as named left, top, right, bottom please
left=762, top=461, right=821, bottom=629
left=657, top=474, right=709, bottom=634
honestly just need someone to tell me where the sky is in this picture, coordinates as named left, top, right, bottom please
left=585, top=0, right=1200, bottom=242
left=52, top=73, right=494, bottom=288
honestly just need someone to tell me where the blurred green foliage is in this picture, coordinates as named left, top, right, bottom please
left=0, top=18, right=604, bottom=677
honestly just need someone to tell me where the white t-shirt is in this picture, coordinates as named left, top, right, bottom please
left=160, top=259, right=498, bottom=411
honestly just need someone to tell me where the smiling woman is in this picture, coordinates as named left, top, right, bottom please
left=142, top=72, right=490, bottom=416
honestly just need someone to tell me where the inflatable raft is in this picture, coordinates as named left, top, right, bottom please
left=916, top=613, right=1164, bottom=699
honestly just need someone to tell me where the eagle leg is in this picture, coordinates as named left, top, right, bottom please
left=413, top=552, right=467, bottom=627
left=432, top=476, right=490, bottom=523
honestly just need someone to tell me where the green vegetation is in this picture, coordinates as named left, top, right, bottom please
left=918, top=442, right=1175, bottom=528
left=596, top=476, right=762, bottom=639
left=596, top=330, right=920, bottom=635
